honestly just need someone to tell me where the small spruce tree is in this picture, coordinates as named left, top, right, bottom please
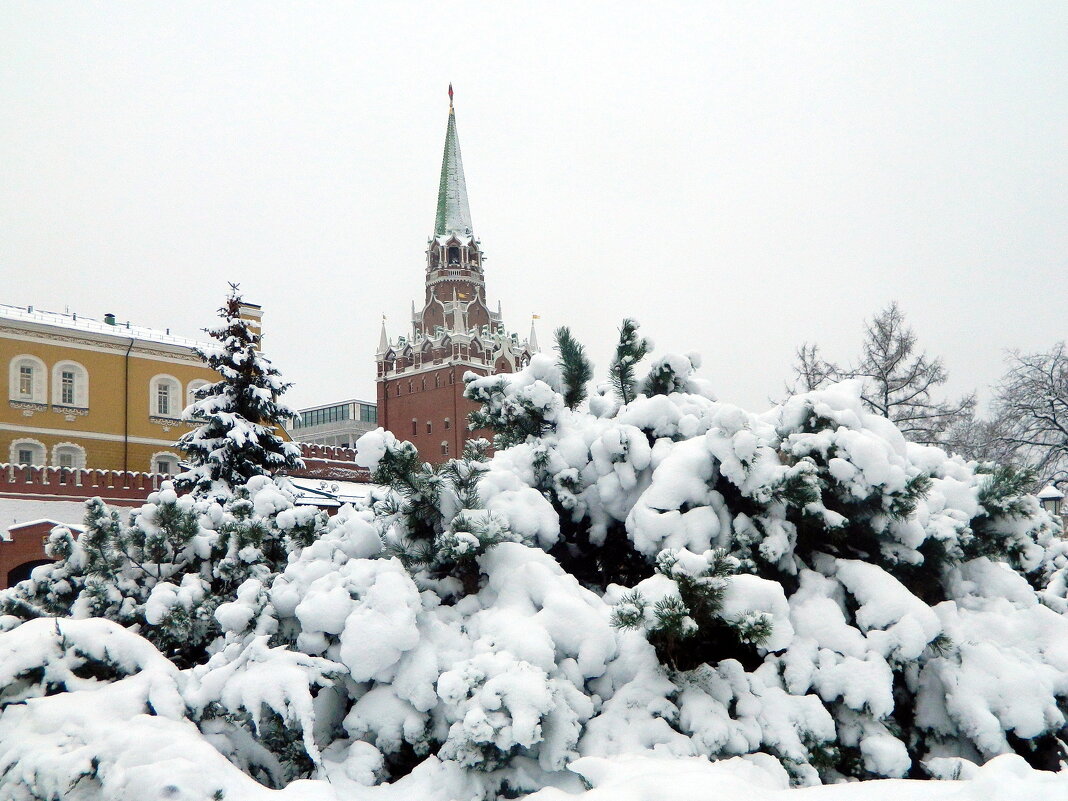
left=177, top=284, right=303, bottom=495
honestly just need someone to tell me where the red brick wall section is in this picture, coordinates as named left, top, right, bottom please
left=0, top=520, right=67, bottom=590
left=379, top=364, right=493, bottom=463
left=291, top=444, right=371, bottom=483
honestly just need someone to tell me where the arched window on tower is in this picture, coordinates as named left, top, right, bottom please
left=426, top=421, right=432, bottom=434
left=441, top=441, right=450, bottom=458
left=444, top=417, right=451, bottom=430
left=411, top=419, right=417, bottom=436
left=447, top=246, right=460, bottom=265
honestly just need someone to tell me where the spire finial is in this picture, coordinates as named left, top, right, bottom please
left=434, top=87, right=473, bottom=237
left=378, top=315, right=389, bottom=353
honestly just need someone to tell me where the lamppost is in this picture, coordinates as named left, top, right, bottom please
left=1037, top=484, right=1064, bottom=518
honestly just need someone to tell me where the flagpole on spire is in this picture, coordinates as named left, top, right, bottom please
left=448, top=83, right=454, bottom=111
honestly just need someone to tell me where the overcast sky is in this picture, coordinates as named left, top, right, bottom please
left=2, top=3, right=1066, bottom=414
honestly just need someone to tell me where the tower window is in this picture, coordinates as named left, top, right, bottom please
left=444, top=417, right=451, bottom=430
left=426, top=421, right=432, bottom=434
left=447, top=246, right=460, bottom=264
left=412, top=419, right=417, bottom=436
left=442, top=441, right=450, bottom=458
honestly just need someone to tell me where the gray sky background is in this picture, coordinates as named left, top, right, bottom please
left=2, top=2, right=1066, bottom=414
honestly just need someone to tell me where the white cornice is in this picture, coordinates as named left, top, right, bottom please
left=0, top=325, right=205, bottom=366
left=0, top=421, right=181, bottom=447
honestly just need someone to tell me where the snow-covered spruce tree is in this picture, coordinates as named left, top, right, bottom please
left=177, top=284, right=304, bottom=496
left=463, top=335, right=1067, bottom=782
left=361, top=430, right=536, bottom=597
left=1, top=478, right=326, bottom=668
left=612, top=547, right=772, bottom=671
left=467, top=353, right=565, bottom=451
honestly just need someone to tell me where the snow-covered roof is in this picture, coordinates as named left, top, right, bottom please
left=0, top=304, right=212, bottom=351
left=433, top=104, right=473, bottom=239
left=1038, top=484, right=1065, bottom=500
left=286, top=477, right=378, bottom=508
left=7, top=518, right=86, bottom=534
left=0, top=500, right=89, bottom=540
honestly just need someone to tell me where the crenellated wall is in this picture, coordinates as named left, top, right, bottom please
left=0, top=462, right=169, bottom=505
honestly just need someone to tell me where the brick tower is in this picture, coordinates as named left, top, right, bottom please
left=376, top=88, right=537, bottom=462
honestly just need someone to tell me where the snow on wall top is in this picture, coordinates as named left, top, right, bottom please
left=434, top=106, right=474, bottom=239
left=0, top=304, right=212, bottom=351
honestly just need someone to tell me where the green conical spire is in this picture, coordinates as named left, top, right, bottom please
left=434, top=90, right=473, bottom=238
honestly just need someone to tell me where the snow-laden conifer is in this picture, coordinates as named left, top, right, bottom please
left=177, top=284, right=303, bottom=496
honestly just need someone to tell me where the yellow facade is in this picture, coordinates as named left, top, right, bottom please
left=1, top=306, right=236, bottom=473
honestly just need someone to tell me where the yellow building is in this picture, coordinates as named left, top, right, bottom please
left=0, top=302, right=265, bottom=474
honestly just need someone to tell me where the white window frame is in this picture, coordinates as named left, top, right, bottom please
left=51, top=442, right=87, bottom=470
left=10, top=438, right=46, bottom=466
left=150, top=451, right=181, bottom=475
left=51, top=360, right=89, bottom=408
left=8, top=355, right=47, bottom=404
left=149, top=374, right=182, bottom=419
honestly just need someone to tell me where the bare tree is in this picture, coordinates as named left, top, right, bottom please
left=788, top=342, right=840, bottom=393
left=788, top=302, right=975, bottom=446
left=990, top=342, right=1068, bottom=487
